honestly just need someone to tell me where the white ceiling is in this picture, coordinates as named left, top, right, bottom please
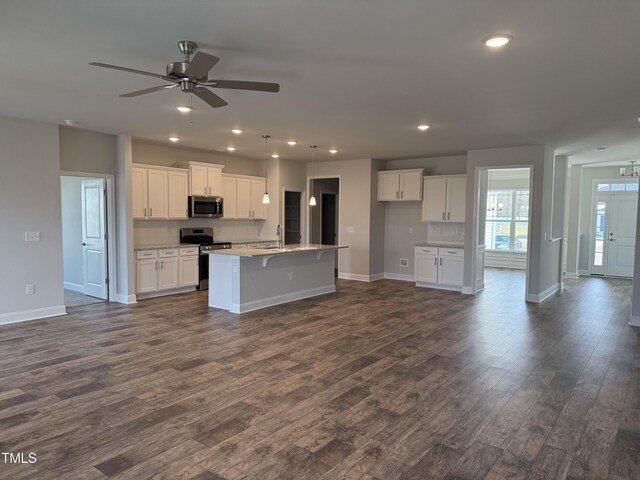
left=2, top=0, right=640, bottom=164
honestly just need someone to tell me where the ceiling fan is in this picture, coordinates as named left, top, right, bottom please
left=89, top=40, right=280, bottom=108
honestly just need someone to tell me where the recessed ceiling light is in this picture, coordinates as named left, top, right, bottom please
left=169, top=136, right=180, bottom=143
left=596, top=147, right=607, bottom=151
left=417, top=125, right=430, bottom=131
left=231, top=129, right=243, bottom=134
left=63, top=120, right=80, bottom=126
left=177, top=106, right=192, bottom=113
left=226, top=146, right=236, bottom=152
left=329, top=149, right=338, bottom=154
left=272, top=154, right=280, bottom=158
left=483, top=34, right=512, bottom=48
left=287, top=140, right=297, bottom=146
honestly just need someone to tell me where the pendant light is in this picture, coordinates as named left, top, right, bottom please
left=309, top=145, right=318, bottom=206
left=261, top=134, right=271, bottom=204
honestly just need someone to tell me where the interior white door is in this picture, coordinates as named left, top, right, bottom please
left=81, top=179, right=108, bottom=299
left=606, top=194, right=637, bottom=277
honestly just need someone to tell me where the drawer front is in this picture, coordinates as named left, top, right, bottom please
left=179, top=247, right=199, bottom=256
left=158, top=249, right=178, bottom=258
left=438, top=248, right=464, bottom=257
left=415, top=247, right=438, bottom=255
left=136, top=250, right=157, bottom=260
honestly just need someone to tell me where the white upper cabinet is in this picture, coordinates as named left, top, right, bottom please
left=221, top=174, right=267, bottom=220
left=377, top=169, right=423, bottom=201
left=422, top=175, right=466, bottom=222
left=167, top=170, right=188, bottom=219
left=132, top=165, right=188, bottom=220
left=189, top=162, right=224, bottom=196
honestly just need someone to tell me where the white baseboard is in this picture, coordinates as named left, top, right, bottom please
left=231, top=285, right=336, bottom=314
left=116, top=293, right=137, bottom=304
left=136, top=286, right=198, bottom=300
left=338, top=272, right=383, bottom=282
left=578, top=269, right=589, bottom=276
left=564, top=272, right=578, bottom=279
left=461, top=286, right=474, bottom=294
left=416, top=281, right=463, bottom=293
left=630, top=314, right=640, bottom=327
left=383, top=273, right=415, bottom=282
left=63, top=281, right=84, bottom=293
left=0, top=305, right=66, bottom=325
left=526, top=283, right=560, bottom=303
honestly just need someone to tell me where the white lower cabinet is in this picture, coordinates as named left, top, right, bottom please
left=415, top=246, right=464, bottom=291
left=136, top=247, right=199, bottom=296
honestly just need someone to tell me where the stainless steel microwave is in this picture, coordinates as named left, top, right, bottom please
left=188, top=196, right=223, bottom=218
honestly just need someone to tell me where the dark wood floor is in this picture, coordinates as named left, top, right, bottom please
left=0, top=270, right=638, bottom=480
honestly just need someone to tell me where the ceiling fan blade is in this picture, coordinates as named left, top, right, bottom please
left=194, top=87, right=228, bottom=108
left=184, top=52, right=220, bottom=78
left=89, top=62, right=173, bottom=81
left=203, top=79, right=280, bottom=93
left=119, top=85, right=176, bottom=98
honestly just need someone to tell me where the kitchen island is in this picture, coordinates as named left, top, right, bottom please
left=207, top=244, right=346, bottom=314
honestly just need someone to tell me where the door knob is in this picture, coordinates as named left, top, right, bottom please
left=609, top=238, right=616, bottom=241
left=81, top=242, right=87, bottom=246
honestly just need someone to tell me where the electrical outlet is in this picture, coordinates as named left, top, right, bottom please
left=25, top=232, right=40, bottom=242
left=346, top=226, right=354, bottom=233
left=400, top=258, right=409, bottom=267
left=289, top=272, right=294, bottom=280
left=26, top=284, right=34, bottom=295
left=232, top=263, right=238, bottom=273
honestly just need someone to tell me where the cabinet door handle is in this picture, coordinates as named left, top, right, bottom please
left=440, top=257, right=443, bottom=266
left=144, top=207, right=147, bottom=217
left=434, top=257, right=437, bottom=265
left=161, top=260, right=164, bottom=269
left=442, top=212, right=445, bottom=220
left=447, top=212, right=450, bottom=220
left=401, top=190, right=403, bottom=199
left=150, top=208, right=153, bottom=217
left=155, top=260, right=158, bottom=270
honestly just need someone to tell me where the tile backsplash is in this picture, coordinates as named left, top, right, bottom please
left=134, top=219, right=268, bottom=246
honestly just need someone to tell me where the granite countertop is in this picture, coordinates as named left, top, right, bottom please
left=134, top=243, right=195, bottom=251
left=415, top=243, right=464, bottom=249
left=223, top=238, right=279, bottom=244
left=207, top=244, right=347, bottom=257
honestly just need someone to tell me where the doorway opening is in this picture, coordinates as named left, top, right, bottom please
left=589, top=180, right=638, bottom=277
left=308, top=177, right=340, bottom=275
left=283, top=191, right=302, bottom=245
left=60, top=174, right=115, bottom=307
left=476, top=167, right=533, bottom=299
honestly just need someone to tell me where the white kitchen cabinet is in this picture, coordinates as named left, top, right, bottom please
left=190, top=162, right=224, bottom=196
left=422, top=175, right=466, bottom=222
left=167, top=171, right=188, bottom=219
left=136, top=247, right=199, bottom=296
left=415, top=246, right=464, bottom=290
left=221, top=174, right=267, bottom=220
left=132, top=165, right=188, bottom=220
left=377, top=169, right=423, bottom=201
left=221, top=175, right=237, bottom=219
left=179, top=246, right=199, bottom=287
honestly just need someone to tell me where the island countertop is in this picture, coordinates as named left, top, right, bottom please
left=206, top=243, right=347, bottom=257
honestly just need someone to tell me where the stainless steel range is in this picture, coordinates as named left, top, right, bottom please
left=179, top=227, right=231, bottom=290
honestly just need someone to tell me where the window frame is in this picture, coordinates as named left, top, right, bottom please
left=485, top=188, right=529, bottom=252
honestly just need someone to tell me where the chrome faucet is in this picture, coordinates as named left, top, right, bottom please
left=276, top=224, right=283, bottom=248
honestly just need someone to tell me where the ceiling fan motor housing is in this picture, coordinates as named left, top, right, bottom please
left=166, top=62, right=207, bottom=84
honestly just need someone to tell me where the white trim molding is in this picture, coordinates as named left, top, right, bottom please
left=526, top=283, right=560, bottom=303
left=338, top=272, right=383, bottom=282
left=564, top=272, right=579, bottom=279
left=116, top=293, right=137, bottom=305
left=0, top=305, right=66, bottom=325
left=630, top=314, right=640, bottom=327
left=383, top=273, right=415, bottom=282
left=231, top=285, right=336, bottom=314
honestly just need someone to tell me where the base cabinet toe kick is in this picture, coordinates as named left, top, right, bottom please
left=207, top=245, right=346, bottom=314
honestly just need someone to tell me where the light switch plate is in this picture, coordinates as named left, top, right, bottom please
left=25, top=232, right=40, bottom=242
left=346, top=227, right=354, bottom=233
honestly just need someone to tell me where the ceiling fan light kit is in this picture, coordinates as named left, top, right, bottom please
left=90, top=40, right=280, bottom=109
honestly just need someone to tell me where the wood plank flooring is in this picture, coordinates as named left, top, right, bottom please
left=0, top=270, right=638, bottom=479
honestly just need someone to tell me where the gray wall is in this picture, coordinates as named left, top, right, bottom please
left=0, top=116, right=64, bottom=319
left=308, top=158, right=374, bottom=278
left=60, top=126, right=118, bottom=174
left=132, top=140, right=261, bottom=176
left=60, top=176, right=84, bottom=288
left=383, top=155, right=467, bottom=277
